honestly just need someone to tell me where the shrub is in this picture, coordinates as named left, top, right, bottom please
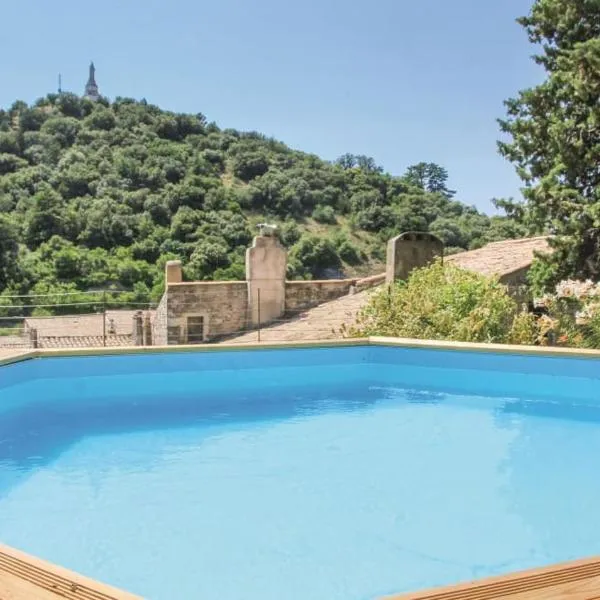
left=289, top=234, right=341, bottom=279
left=508, top=311, right=543, bottom=346
left=312, top=204, right=336, bottom=224
left=348, top=261, right=517, bottom=343
left=337, top=240, right=361, bottom=265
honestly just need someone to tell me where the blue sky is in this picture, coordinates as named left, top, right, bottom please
left=1, top=0, right=541, bottom=213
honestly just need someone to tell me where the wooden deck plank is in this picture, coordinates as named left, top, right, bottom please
left=0, top=543, right=141, bottom=600
left=384, top=557, right=600, bottom=600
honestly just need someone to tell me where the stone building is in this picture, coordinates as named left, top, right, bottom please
left=152, top=232, right=550, bottom=345
left=152, top=232, right=382, bottom=345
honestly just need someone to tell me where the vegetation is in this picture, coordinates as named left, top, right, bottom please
left=347, top=262, right=600, bottom=350
left=345, top=262, right=526, bottom=344
left=343, top=0, right=600, bottom=351
left=0, top=93, right=521, bottom=313
left=499, top=0, right=600, bottom=292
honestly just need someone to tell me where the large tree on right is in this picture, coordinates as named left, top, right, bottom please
left=499, top=0, right=600, bottom=289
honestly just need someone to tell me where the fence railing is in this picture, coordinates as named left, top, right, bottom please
left=0, top=282, right=537, bottom=351
left=0, top=289, right=157, bottom=350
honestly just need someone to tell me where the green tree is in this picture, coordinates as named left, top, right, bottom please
left=0, top=215, right=19, bottom=289
left=498, top=0, right=600, bottom=286
left=288, top=234, right=341, bottom=279
left=0, top=94, right=507, bottom=304
left=404, top=163, right=456, bottom=199
left=23, top=185, right=67, bottom=247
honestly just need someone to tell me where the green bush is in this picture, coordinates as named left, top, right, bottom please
left=337, top=240, right=361, bottom=265
left=508, top=311, right=542, bottom=346
left=289, top=234, right=341, bottom=279
left=348, top=261, right=517, bottom=343
left=312, top=204, right=336, bottom=224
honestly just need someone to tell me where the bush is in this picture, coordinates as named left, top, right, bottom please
left=337, top=240, right=361, bottom=265
left=508, top=311, right=543, bottom=346
left=312, top=204, right=336, bottom=224
left=348, top=261, right=517, bottom=343
left=289, top=234, right=341, bottom=279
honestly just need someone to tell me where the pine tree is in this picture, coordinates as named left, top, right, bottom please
left=499, top=0, right=600, bottom=288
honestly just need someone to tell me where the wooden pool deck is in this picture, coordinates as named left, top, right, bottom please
left=386, top=557, right=600, bottom=600
left=0, top=543, right=141, bottom=599
left=2, top=547, right=600, bottom=600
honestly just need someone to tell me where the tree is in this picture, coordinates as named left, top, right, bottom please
left=0, top=215, right=19, bottom=289
left=404, top=162, right=456, bottom=199
left=0, top=94, right=503, bottom=302
left=288, top=235, right=341, bottom=278
left=335, top=153, right=357, bottom=169
left=23, top=185, right=67, bottom=247
left=498, top=0, right=600, bottom=287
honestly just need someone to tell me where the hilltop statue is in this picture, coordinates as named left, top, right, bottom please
left=84, top=61, right=100, bottom=101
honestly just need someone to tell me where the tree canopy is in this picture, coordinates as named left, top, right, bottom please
left=498, top=0, right=600, bottom=290
left=0, top=92, right=519, bottom=312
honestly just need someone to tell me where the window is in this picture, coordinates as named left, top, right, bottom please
left=186, top=316, right=205, bottom=344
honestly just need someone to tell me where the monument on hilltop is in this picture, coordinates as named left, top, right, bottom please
left=84, top=61, right=100, bottom=101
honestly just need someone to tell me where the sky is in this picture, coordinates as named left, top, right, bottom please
left=1, top=0, right=542, bottom=213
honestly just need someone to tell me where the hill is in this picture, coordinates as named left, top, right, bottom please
left=0, top=93, right=525, bottom=312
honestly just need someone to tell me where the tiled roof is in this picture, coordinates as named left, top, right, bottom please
left=225, top=237, right=551, bottom=344
left=447, top=236, right=550, bottom=277
left=37, top=335, right=133, bottom=348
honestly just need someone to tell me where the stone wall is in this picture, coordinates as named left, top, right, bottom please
left=386, top=232, right=444, bottom=283
left=499, top=266, right=530, bottom=287
left=355, top=273, right=386, bottom=292
left=152, top=289, right=168, bottom=346
left=285, top=279, right=356, bottom=313
left=166, top=282, right=249, bottom=343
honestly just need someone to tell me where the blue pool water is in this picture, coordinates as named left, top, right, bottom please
left=2, top=345, right=600, bottom=599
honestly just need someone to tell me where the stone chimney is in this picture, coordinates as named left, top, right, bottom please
left=246, top=234, right=287, bottom=327
left=165, top=260, right=182, bottom=285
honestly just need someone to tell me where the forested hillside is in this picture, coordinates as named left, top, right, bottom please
left=0, top=93, right=524, bottom=308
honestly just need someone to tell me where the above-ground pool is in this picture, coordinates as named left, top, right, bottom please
left=2, top=343, right=600, bottom=599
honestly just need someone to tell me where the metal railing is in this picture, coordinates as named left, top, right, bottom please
left=0, top=289, right=157, bottom=349
left=0, top=282, right=536, bottom=350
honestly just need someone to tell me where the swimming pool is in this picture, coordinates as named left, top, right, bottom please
left=1, top=343, right=600, bottom=599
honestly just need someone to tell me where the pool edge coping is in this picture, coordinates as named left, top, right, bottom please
left=383, top=555, right=600, bottom=599
left=4, top=335, right=600, bottom=368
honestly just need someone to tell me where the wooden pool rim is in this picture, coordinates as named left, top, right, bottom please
left=3, top=336, right=600, bottom=599
left=6, top=335, right=600, bottom=367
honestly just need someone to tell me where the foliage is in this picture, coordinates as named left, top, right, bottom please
left=346, top=262, right=517, bottom=343
left=311, top=204, right=337, bottom=224
left=404, top=162, right=456, bottom=199
left=507, top=311, right=544, bottom=346
left=0, top=93, right=515, bottom=312
left=288, top=234, right=341, bottom=279
left=532, top=279, right=600, bottom=349
left=498, top=0, right=600, bottom=289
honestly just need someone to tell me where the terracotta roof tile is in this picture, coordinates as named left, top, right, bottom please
left=446, top=236, right=550, bottom=277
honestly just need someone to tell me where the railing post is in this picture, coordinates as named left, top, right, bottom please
left=257, top=288, right=261, bottom=342
left=102, top=290, right=107, bottom=347
left=30, top=327, right=38, bottom=349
